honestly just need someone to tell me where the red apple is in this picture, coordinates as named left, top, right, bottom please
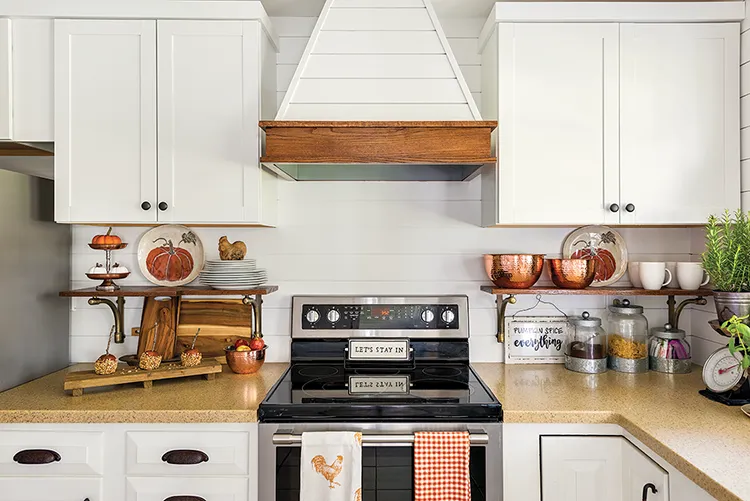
left=249, top=337, right=265, bottom=351
left=234, top=339, right=250, bottom=349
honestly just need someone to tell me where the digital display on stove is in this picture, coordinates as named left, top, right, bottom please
left=302, top=303, right=460, bottom=330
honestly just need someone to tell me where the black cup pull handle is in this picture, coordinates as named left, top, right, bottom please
left=13, top=449, right=61, bottom=465
left=164, top=497, right=206, bottom=501
left=642, top=483, right=658, bottom=501
left=161, top=449, right=209, bottom=465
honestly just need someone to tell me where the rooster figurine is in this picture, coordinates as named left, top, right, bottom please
left=311, top=454, right=344, bottom=489
left=218, top=236, right=247, bottom=261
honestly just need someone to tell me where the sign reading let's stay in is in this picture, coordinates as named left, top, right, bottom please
left=504, top=316, right=568, bottom=364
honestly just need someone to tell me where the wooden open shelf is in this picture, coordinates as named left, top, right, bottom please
left=60, top=285, right=278, bottom=298
left=480, top=286, right=713, bottom=296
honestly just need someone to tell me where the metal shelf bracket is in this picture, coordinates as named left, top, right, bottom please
left=242, top=294, right=264, bottom=338
left=88, top=296, right=126, bottom=344
left=668, top=295, right=707, bottom=329
left=496, top=294, right=517, bottom=344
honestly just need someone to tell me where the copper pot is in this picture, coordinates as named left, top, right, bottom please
left=484, top=254, right=545, bottom=289
left=547, top=259, right=596, bottom=289
left=225, top=346, right=267, bottom=374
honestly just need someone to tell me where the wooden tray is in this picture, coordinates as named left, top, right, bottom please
left=64, top=360, right=222, bottom=396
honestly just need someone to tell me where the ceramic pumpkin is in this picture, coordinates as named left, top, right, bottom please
left=569, top=230, right=621, bottom=283
left=146, top=234, right=196, bottom=282
left=91, top=227, right=122, bottom=245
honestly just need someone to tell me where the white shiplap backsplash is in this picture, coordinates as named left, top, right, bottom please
left=67, top=16, right=697, bottom=364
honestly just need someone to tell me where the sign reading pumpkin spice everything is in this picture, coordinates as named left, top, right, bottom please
left=504, top=316, right=567, bottom=364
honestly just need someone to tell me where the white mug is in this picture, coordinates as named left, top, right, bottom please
left=676, top=262, right=710, bottom=290
left=639, top=262, right=673, bottom=290
left=628, top=262, right=642, bottom=288
left=665, top=262, right=679, bottom=289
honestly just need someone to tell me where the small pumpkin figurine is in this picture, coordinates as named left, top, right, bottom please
left=91, top=227, right=122, bottom=246
left=87, top=263, right=107, bottom=275
left=146, top=232, right=197, bottom=282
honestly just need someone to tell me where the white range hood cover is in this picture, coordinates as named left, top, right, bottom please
left=276, top=0, right=482, bottom=121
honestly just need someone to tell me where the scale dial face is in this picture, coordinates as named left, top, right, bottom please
left=702, top=347, right=745, bottom=393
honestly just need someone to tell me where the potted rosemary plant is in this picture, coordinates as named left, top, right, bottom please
left=702, top=210, right=750, bottom=323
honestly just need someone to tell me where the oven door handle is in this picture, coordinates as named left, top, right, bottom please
left=272, top=432, right=489, bottom=447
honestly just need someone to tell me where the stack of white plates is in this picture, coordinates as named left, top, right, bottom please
left=199, top=259, right=268, bottom=290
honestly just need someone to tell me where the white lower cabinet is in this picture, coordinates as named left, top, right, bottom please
left=0, top=430, right=104, bottom=476
left=126, top=477, right=248, bottom=501
left=0, top=477, right=103, bottom=501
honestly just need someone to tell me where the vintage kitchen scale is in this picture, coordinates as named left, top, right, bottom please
left=699, top=320, right=750, bottom=406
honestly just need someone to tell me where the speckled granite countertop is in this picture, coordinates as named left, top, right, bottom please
left=0, top=362, right=746, bottom=500
left=472, top=363, right=749, bottom=501
left=0, top=363, right=288, bottom=423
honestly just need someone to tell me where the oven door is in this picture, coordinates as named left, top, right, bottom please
left=258, top=422, right=502, bottom=501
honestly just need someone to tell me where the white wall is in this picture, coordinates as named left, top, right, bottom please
left=742, top=6, right=750, bottom=208
left=67, top=15, right=693, bottom=364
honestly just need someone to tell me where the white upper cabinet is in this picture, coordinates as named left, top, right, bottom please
left=488, top=23, right=619, bottom=225
left=0, top=18, right=55, bottom=142
left=481, top=19, right=741, bottom=227
left=157, top=21, right=274, bottom=224
left=55, top=18, right=278, bottom=225
left=620, top=23, right=740, bottom=224
left=54, top=19, right=158, bottom=224
left=0, top=19, right=11, bottom=140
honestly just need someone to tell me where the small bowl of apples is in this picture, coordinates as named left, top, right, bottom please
left=225, top=337, right=267, bottom=374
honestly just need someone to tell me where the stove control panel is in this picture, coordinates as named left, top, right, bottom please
left=301, top=303, right=460, bottom=331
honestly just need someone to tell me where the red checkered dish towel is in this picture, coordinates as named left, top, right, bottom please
left=414, top=431, right=471, bottom=501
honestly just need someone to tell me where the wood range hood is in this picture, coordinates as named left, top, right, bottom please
left=259, top=120, right=498, bottom=181
left=263, top=0, right=497, bottom=181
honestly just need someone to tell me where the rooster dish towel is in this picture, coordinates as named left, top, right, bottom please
left=301, top=431, right=362, bottom=501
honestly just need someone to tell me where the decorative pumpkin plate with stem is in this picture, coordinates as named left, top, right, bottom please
left=562, top=225, right=628, bottom=287
left=137, top=225, right=205, bottom=286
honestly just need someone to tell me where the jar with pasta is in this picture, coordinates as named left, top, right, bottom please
left=606, top=299, right=649, bottom=373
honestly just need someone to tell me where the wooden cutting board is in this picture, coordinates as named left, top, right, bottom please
left=137, top=296, right=179, bottom=360
left=175, top=299, right=253, bottom=361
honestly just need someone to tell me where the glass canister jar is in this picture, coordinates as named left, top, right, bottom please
left=607, top=299, right=649, bottom=372
left=565, top=311, right=608, bottom=374
left=649, top=324, right=692, bottom=374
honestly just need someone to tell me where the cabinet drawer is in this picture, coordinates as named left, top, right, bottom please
left=0, top=477, right=102, bottom=500
left=126, top=477, right=248, bottom=501
left=126, top=431, right=249, bottom=476
left=0, top=430, right=103, bottom=476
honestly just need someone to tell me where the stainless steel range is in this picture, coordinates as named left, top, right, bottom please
left=258, top=295, right=503, bottom=501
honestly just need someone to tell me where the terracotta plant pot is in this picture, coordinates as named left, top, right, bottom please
left=547, top=259, right=596, bottom=289
left=483, top=254, right=545, bottom=289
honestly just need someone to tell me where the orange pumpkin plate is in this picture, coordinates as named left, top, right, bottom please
left=137, top=225, right=205, bottom=286
left=562, top=226, right=628, bottom=287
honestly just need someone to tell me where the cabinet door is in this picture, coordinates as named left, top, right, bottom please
left=0, top=477, right=102, bottom=501
left=157, top=21, right=265, bottom=223
left=620, top=23, right=740, bottom=224
left=623, top=441, right=668, bottom=501
left=0, top=19, right=10, bottom=140
left=12, top=19, right=54, bottom=142
left=541, top=436, right=623, bottom=501
left=495, top=23, right=619, bottom=225
left=54, top=20, right=157, bottom=223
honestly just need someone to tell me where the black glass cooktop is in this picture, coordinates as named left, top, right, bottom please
left=258, top=363, right=502, bottom=423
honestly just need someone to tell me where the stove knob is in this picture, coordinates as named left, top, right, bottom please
left=441, top=309, right=456, bottom=324
left=327, top=309, right=341, bottom=323
left=421, top=309, right=435, bottom=323
left=306, top=310, right=320, bottom=323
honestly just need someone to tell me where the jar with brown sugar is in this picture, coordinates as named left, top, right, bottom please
left=565, top=311, right=607, bottom=374
left=606, top=299, right=649, bottom=373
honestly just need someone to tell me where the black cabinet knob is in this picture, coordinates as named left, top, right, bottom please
left=158, top=202, right=168, bottom=211
left=625, top=203, right=636, bottom=213
left=141, top=201, right=151, bottom=211
left=609, top=203, right=619, bottom=213
left=642, top=483, right=657, bottom=501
